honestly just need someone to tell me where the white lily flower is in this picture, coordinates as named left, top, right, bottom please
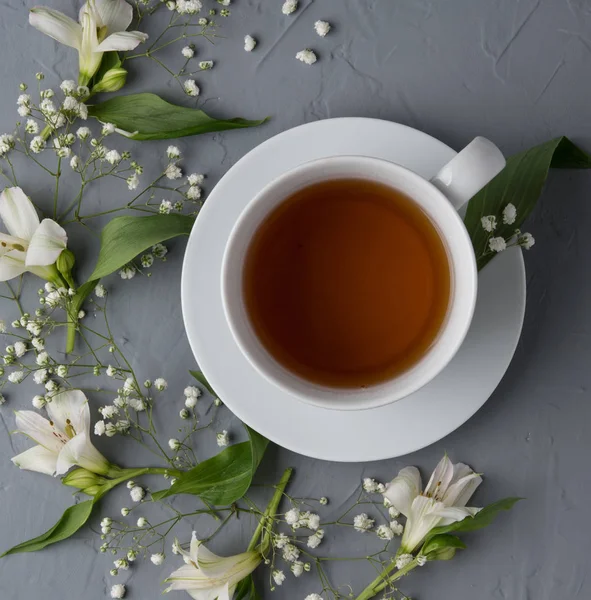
left=0, top=187, right=67, bottom=282
left=164, top=532, right=261, bottom=599
left=29, top=0, right=148, bottom=85
left=383, top=455, right=482, bottom=554
left=11, top=389, right=111, bottom=477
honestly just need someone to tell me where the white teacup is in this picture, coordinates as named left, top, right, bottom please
left=221, top=137, right=505, bottom=411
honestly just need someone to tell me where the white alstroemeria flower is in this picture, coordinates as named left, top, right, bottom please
left=383, top=455, right=482, bottom=554
left=0, top=187, right=67, bottom=282
left=164, top=532, right=261, bottom=599
left=29, top=0, right=148, bottom=85
left=11, top=389, right=111, bottom=477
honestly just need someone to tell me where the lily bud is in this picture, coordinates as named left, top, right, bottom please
left=56, top=248, right=76, bottom=288
left=92, top=67, right=128, bottom=94
left=62, top=467, right=107, bottom=496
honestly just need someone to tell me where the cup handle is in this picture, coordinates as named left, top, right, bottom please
left=430, top=137, right=506, bottom=211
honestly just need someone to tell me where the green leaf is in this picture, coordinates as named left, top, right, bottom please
left=88, top=214, right=194, bottom=280
left=421, top=534, right=466, bottom=561
left=87, top=93, right=268, bottom=140
left=153, top=425, right=269, bottom=505
left=190, top=369, right=218, bottom=398
left=1, top=499, right=94, bottom=556
left=465, top=137, right=591, bottom=270
left=424, top=497, right=522, bottom=545
left=234, top=575, right=260, bottom=600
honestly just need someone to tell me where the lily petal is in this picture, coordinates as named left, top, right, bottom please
left=11, top=444, right=58, bottom=475
left=432, top=505, right=482, bottom=526
left=443, top=472, right=482, bottom=508
left=187, top=586, right=229, bottom=600
left=79, top=5, right=103, bottom=83
left=25, top=218, right=67, bottom=267
left=29, top=7, right=82, bottom=49
left=0, top=252, right=27, bottom=281
left=46, top=389, right=90, bottom=436
left=383, top=466, right=421, bottom=518
left=15, top=410, right=65, bottom=453
left=0, top=232, right=29, bottom=257
left=96, top=30, right=148, bottom=51
left=424, top=454, right=455, bottom=500
left=0, top=187, right=40, bottom=241
left=400, top=495, right=445, bottom=553
left=94, top=0, right=133, bottom=34
left=56, top=432, right=110, bottom=476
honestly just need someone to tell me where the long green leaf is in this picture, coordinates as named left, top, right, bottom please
left=88, top=214, right=194, bottom=280
left=153, top=425, right=269, bottom=505
left=87, top=93, right=268, bottom=140
left=1, top=499, right=94, bottom=556
left=465, top=137, right=591, bottom=270
left=189, top=369, right=218, bottom=398
left=424, top=497, right=522, bottom=546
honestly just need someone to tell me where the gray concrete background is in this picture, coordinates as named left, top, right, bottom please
left=1, top=0, right=591, bottom=598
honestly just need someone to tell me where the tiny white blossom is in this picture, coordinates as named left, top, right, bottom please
left=502, top=203, right=517, bottom=225
left=151, top=552, right=165, bottom=565
left=416, top=555, right=427, bottom=566
left=101, top=123, right=116, bottom=135
left=95, top=284, right=107, bottom=298
left=171, top=540, right=181, bottom=554
left=176, top=0, right=202, bottom=14
left=314, top=20, right=331, bottom=37
left=77, top=102, right=88, bottom=120
left=290, top=560, right=304, bottom=577
left=70, top=155, right=80, bottom=170
left=126, top=481, right=136, bottom=489
left=17, top=94, right=31, bottom=107
left=32, top=395, right=46, bottom=410
left=165, top=164, right=183, bottom=180
left=121, top=507, right=130, bottom=517
left=8, top=371, right=24, bottom=384
left=481, top=215, right=497, bottom=232
left=33, top=369, right=48, bottom=384
left=362, top=478, right=383, bottom=493
left=62, top=96, right=79, bottom=112
left=45, top=379, right=58, bottom=392
left=168, top=438, right=181, bottom=451
left=114, top=558, right=129, bottom=570
left=127, top=173, right=139, bottom=190
left=182, top=45, right=194, bottom=58
left=307, top=529, right=324, bottom=548
left=199, top=60, right=213, bottom=70
left=127, top=550, right=138, bottom=562
left=154, top=378, right=168, bottom=391
left=488, top=236, right=507, bottom=253
left=0, top=394, right=6, bottom=405
left=376, top=524, right=394, bottom=540
left=105, top=150, right=121, bottom=164
left=14, top=341, right=26, bottom=358
left=152, top=243, right=168, bottom=258
left=282, top=543, right=300, bottom=562
left=25, top=119, right=39, bottom=134
left=94, top=420, right=106, bottom=436
left=303, top=512, right=320, bottom=531
left=167, top=145, right=181, bottom=159
left=390, top=520, right=404, bottom=536
left=184, top=386, right=201, bottom=398
left=106, top=365, right=117, bottom=377
left=296, top=49, right=317, bottom=65
left=285, top=508, right=300, bottom=525
left=40, top=98, right=56, bottom=114
left=183, top=79, right=200, bottom=97
left=353, top=513, right=374, bottom=532
left=18, top=105, right=31, bottom=117
left=137, top=516, right=148, bottom=527
left=272, top=570, right=286, bottom=586
left=216, top=430, right=229, bottom=447
left=110, top=584, right=126, bottom=599
left=76, top=126, right=91, bottom=140
left=31, top=337, right=44, bottom=351
left=159, top=199, right=173, bottom=214
left=60, top=80, right=76, bottom=94
left=395, top=553, right=413, bottom=569
left=186, top=185, right=202, bottom=200
left=319, top=497, right=328, bottom=506
left=129, top=398, right=146, bottom=412
left=305, top=595, right=323, bottom=600
left=518, top=232, right=535, bottom=249
left=30, top=136, right=46, bottom=153
left=282, top=0, right=298, bottom=14
left=105, top=423, right=118, bottom=437
left=187, top=173, right=204, bottom=186
left=0, top=134, right=15, bottom=155
left=185, top=396, right=198, bottom=409
left=166, top=0, right=176, bottom=9
left=274, top=533, right=289, bottom=549
left=56, top=365, right=68, bottom=378
left=36, top=351, right=50, bottom=366
left=119, top=265, right=136, bottom=280
left=130, top=486, right=145, bottom=502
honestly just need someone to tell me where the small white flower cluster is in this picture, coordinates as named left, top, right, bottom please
left=175, top=0, right=202, bottom=14
left=282, top=0, right=298, bottom=15
left=244, top=35, right=257, bottom=52
left=127, top=480, right=146, bottom=502
left=0, top=133, right=15, bottom=156
left=296, top=49, right=317, bottom=65
left=353, top=513, right=375, bottom=532
left=375, top=519, right=403, bottom=540
left=284, top=508, right=321, bottom=531
left=216, top=430, right=230, bottom=447
left=183, top=79, right=200, bottom=97
left=362, top=477, right=386, bottom=493
left=480, top=204, right=536, bottom=253
left=182, top=45, right=195, bottom=58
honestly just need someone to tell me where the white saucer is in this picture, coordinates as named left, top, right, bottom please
left=181, top=118, right=526, bottom=462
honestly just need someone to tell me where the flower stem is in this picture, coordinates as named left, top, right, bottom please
left=355, top=558, right=419, bottom=600
left=248, top=467, right=292, bottom=553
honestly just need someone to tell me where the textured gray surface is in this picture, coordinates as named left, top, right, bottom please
left=1, top=0, right=591, bottom=598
